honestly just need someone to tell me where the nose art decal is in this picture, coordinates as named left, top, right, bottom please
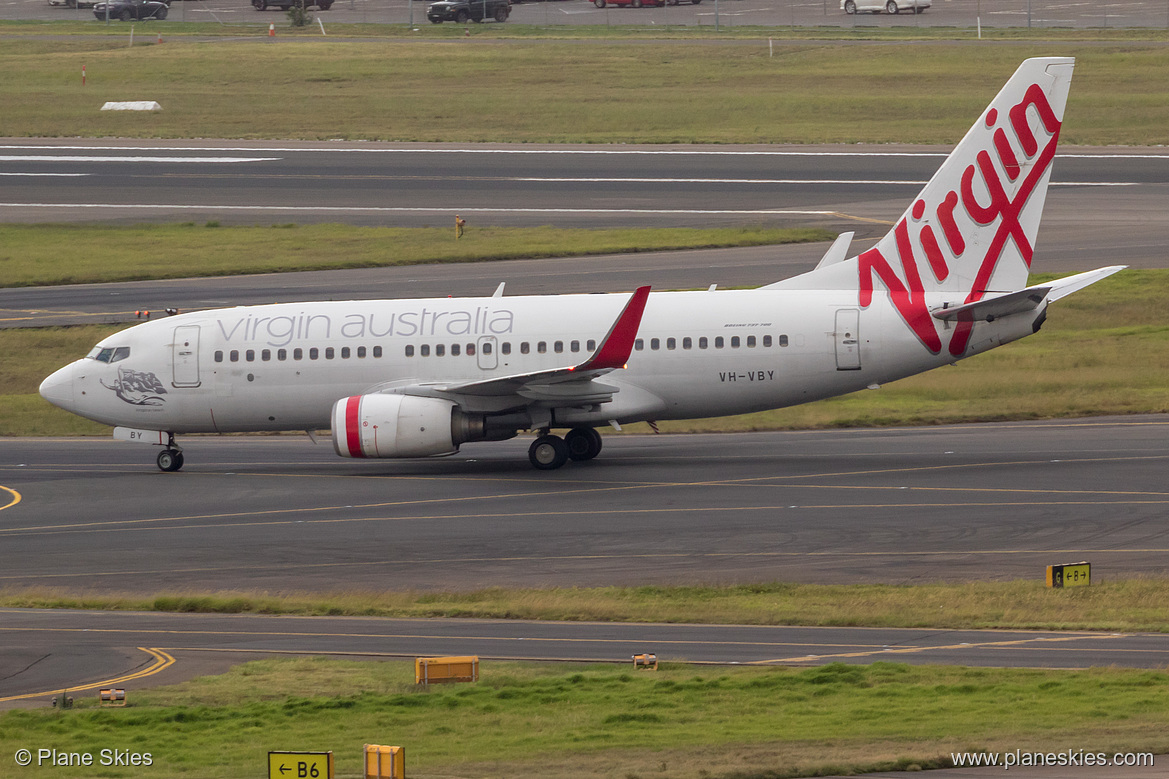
left=101, top=367, right=168, bottom=406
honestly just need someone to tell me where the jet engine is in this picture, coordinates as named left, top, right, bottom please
left=331, top=394, right=460, bottom=459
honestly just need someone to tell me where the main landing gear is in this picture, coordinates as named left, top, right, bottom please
left=156, top=433, right=184, bottom=472
left=528, top=427, right=603, bottom=470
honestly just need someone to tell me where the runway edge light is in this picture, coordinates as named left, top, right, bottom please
left=1046, top=561, right=1091, bottom=588
left=364, top=745, right=404, bottom=779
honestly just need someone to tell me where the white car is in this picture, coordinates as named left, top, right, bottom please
left=842, top=0, right=929, bottom=13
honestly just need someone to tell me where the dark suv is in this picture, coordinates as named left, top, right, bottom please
left=427, top=0, right=509, bottom=23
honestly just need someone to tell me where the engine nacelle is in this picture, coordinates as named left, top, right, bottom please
left=332, top=394, right=457, bottom=459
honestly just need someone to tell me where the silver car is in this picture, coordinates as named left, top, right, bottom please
left=842, top=0, right=929, bottom=13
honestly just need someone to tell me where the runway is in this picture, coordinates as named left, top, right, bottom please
left=3, top=418, right=1169, bottom=592
left=1, top=141, right=1167, bottom=328
left=4, top=609, right=1168, bottom=706
left=3, top=417, right=1169, bottom=701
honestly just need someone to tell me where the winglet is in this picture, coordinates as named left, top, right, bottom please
left=577, top=286, right=651, bottom=372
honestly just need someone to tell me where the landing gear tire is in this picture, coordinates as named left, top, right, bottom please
left=564, top=427, right=603, bottom=462
left=529, top=435, right=569, bottom=470
left=157, top=449, right=184, bottom=472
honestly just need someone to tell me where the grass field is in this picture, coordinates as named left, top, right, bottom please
left=3, top=658, right=1168, bottom=778
left=0, top=224, right=830, bottom=287
left=1, top=35, right=1168, bottom=144
left=5, top=576, right=1169, bottom=632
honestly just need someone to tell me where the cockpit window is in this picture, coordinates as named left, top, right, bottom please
left=88, top=346, right=131, bottom=363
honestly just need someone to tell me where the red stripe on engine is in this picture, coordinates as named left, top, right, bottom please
left=345, top=396, right=365, bottom=458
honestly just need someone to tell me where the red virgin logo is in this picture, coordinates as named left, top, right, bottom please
left=859, top=83, right=1063, bottom=357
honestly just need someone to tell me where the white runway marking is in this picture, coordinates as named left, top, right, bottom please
left=0, top=156, right=281, bottom=163
left=0, top=203, right=842, bottom=216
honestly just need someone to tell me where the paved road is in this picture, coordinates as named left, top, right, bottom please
left=12, top=0, right=1169, bottom=28
left=4, top=418, right=1168, bottom=592
left=4, top=609, right=1169, bottom=706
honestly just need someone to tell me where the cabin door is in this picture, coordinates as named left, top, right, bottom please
left=172, top=325, right=202, bottom=387
left=834, top=309, right=861, bottom=371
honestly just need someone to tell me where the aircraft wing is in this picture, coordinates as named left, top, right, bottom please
left=399, top=286, right=650, bottom=405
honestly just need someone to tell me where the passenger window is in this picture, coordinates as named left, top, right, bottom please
left=666, top=338, right=676, bottom=350
left=699, top=337, right=708, bottom=349
left=357, top=346, right=366, bottom=358
left=466, top=343, right=476, bottom=356
left=262, top=349, right=271, bottom=361
left=554, top=341, right=563, bottom=354
left=420, top=345, right=430, bottom=357
left=501, top=342, right=511, bottom=355
left=537, top=342, right=546, bottom=354
left=483, top=342, right=493, bottom=355
left=341, top=347, right=350, bottom=359
left=309, top=347, right=319, bottom=360
left=683, top=337, right=692, bottom=349
left=278, top=349, right=287, bottom=361
left=715, top=337, right=724, bottom=349
left=763, top=335, right=772, bottom=347
left=747, top=336, right=756, bottom=348
left=650, top=338, right=660, bottom=350
left=246, top=349, right=255, bottom=362
left=373, top=346, right=383, bottom=358
left=731, top=337, right=740, bottom=348
left=634, top=339, right=644, bottom=351
left=405, top=345, right=415, bottom=357
left=214, top=351, right=224, bottom=363
left=520, top=342, right=530, bottom=355
left=435, top=344, right=445, bottom=357
left=293, top=348, right=303, bottom=360
left=230, top=350, right=240, bottom=362
left=570, top=340, right=580, bottom=353
left=325, top=347, right=335, bottom=359
left=779, top=335, right=789, bottom=347
left=452, top=343, right=461, bottom=356
left=587, top=339, right=596, bottom=351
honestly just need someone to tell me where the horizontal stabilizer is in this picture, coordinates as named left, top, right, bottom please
left=931, top=287, right=1050, bottom=322
left=932, top=265, right=1125, bottom=322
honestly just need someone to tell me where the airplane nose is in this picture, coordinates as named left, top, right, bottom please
left=39, top=362, right=77, bottom=410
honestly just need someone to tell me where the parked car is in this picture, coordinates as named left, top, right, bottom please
left=842, top=0, right=929, bottom=13
left=427, top=0, right=510, bottom=23
left=92, top=0, right=168, bottom=20
left=49, top=0, right=98, bottom=8
left=593, top=0, right=666, bottom=7
left=253, top=0, right=333, bottom=10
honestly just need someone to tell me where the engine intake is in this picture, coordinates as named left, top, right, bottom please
left=332, top=394, right=458, bottom=459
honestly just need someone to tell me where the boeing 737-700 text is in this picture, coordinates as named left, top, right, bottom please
left=40, top=58, right=1122, bottom=471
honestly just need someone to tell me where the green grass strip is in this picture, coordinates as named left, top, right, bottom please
left=0, top=224, right=830, bottom=287
left=1, top=38, right=1167, bottom=143
left=4, top=577, right=1169, bottom=632
left=4, top=659, right=1168, bottom=778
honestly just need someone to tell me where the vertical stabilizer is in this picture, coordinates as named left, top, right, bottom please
left=773, top=57, right=1075, bottom=357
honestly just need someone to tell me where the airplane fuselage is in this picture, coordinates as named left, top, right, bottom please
left=42, top=287, right=1035, bottom=436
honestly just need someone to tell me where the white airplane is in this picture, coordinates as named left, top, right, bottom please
left=41, top=57, right=1123, bottom=472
